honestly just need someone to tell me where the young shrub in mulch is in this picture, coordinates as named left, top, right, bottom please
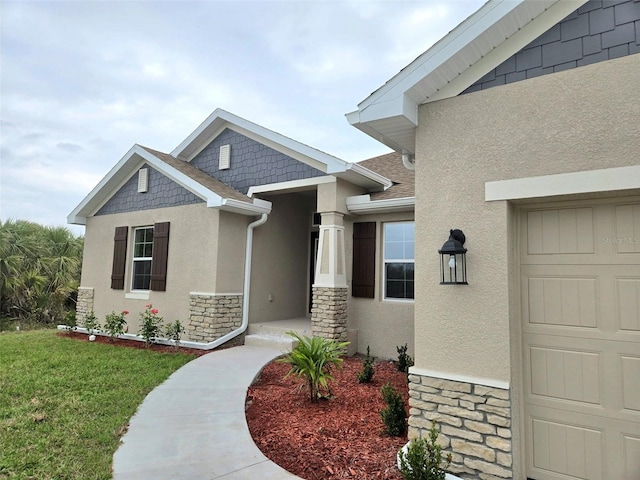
left=138, top=305, right=163, bottom=347
left=398, top=422, right=452, bottom=480
left=83, top=311, right=100, bottom=336
left=277, top=331, right=349, bottom=402
left=357, top=345, right=375, bottom=383
left=165, top=319, right=185, bottom=351
left=381, top=382, right=407, bottom=436
left=103, top=310, right=129, bottom=341
left=396, top=343, right=414, bottom=374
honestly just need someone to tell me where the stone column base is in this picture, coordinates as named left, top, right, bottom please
left=311, top=286, right=347, bottom=341
left=408, top=372, right=513, bottom=479
left=75, top=287, right=94, bottom=325
left=188, top=293, right=242, bottom=342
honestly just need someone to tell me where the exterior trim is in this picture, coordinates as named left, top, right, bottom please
left=125, top=292, right=149, bottom=300
left=171, top=108, right=390, bottom=190
left=485, top=165, right=640, bottom=201
left=347, top=194, right=415, bottom=214
left=347, top=0, right=588, bottom=154
left=409, top=366, right=510, bottom=390
left=247, top=176, right=336, bottom=197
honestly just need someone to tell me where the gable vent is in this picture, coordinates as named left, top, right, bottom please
left=219, top=144, right=231, bottom=170
left=137, top=168, right=149, bottom=193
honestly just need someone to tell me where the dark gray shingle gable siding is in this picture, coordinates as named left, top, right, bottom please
left=190, top=128, right=325, bottom=194
left=96, top=164, right=203, bottom=216
left=463, top=0, right=640, bottom=95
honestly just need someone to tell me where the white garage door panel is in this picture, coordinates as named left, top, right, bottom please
left=520, top=198, right=640, bottom=480
left=526, top=405, right=640, bottom=480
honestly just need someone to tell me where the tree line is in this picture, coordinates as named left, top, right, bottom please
left=0, top=219, right=83, bottom=327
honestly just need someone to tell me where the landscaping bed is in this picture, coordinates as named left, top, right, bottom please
left=246, top=356, right=409, bottom=480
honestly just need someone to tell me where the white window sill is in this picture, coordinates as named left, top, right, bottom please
left=126, top=291, right=150, bottom=300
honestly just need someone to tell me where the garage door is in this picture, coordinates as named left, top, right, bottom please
left=520, top=198, right=640, bottom=480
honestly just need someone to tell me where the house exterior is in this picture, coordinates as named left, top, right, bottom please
left=348, top=0, right=640, bottom=479
left=69, top=109, right=415, bottom=359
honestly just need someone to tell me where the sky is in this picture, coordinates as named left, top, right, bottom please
left=0, top=0, right=485, bottom=236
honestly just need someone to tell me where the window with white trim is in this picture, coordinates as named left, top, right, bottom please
left=384, top=222, right=414, bottom=300
left=131, top=226, right=153, bottom=290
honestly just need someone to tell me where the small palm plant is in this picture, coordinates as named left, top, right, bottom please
left=278, top=331, right=349, bottom=402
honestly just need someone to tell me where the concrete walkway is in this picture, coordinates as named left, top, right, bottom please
left=112, top=345, right=301, bottom=479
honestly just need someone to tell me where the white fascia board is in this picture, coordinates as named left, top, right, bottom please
left=67, top=144, right=146, bottom=225
left=485, top=165, right=640, bottom=202
left=247, top=176, right=336, bottom=198
left=220, top=197, right=272, bottom=215
left=346, top=194, right=415, bottom=214
left=338, top=162, right=393, bottom=190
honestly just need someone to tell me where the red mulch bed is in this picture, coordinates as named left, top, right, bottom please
left=246, top=357, right=409, bottom=480
left=58, top=331, right=211, bottom=356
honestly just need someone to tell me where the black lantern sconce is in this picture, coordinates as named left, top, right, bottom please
left=439, top=229, right=468, bottom=285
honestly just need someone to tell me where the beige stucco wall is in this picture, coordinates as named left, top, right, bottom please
left=81, top=203, right=226, bottom=334
left=214, top=210, right=250, bottom=293
left=249, top=192, right=316, bottom=323
left=317, top=178, right=365, bottom=215
left=345, top=211, right=415, bottom=359
left=414, top=54, right=640, bottom=383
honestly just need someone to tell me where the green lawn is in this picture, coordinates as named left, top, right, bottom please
left=0, top=330, right=196, bottom=479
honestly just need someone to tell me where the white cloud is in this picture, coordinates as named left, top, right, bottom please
left=0, top=0, right=483, bottom=231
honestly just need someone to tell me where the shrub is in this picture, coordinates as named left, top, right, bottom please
left=380, top=382, right=407, bottom=436
left=398, top=422, right=452, bottom=480
left=277, top=331, right=349, bottom=402
left=104, top=310, right=128, bottom=341
left=165, top=320, right=185, bottom=350
left=357, top=345, right=375, bottom=383
left=138, top=305, right=163, bottom=347
left=83, top=311, right=100, bottom=335
left=397, top=343, right=414, bottom=373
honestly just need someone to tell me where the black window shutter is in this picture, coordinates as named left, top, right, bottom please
left=150, top=222, right=170, bottom=291
left=111, top=226, right=128, bottom=290
left=352, top=222, right=376, bottom=298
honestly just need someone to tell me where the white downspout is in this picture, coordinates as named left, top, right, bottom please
left=402, top=152, right=415, bottom=170
left=59, top=213, right=270, bottom=350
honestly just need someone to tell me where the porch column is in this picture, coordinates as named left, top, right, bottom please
left=311, top=212, right=348, bottom=341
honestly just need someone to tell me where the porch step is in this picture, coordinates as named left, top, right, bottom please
left=244, top=320, right=309, bottom=353
left=244, top=333, right=298, bottom=352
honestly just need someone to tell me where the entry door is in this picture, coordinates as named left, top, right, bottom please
left=520, top=198, right=640, bottom=480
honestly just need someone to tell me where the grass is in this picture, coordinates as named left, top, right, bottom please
left=0, top=329, right=196, bottom=479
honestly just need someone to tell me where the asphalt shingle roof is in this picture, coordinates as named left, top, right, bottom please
left=357, top=152, right=414, bottom=200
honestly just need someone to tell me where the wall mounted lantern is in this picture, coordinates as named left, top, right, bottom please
left=439, top=229, right=468, bottom=285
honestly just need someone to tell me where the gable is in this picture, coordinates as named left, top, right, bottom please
left=190, top=128, right=326, bottom=194
left=96, top=164, right=203, bottom=216
left=464, top=0, right=640, bottom=94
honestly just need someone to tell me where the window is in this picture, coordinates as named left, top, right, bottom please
left=384, top=222, right=414, bottom=300
left=132, top=226, right=154, bottom=290
left=111, top=222, right=170, bottom=292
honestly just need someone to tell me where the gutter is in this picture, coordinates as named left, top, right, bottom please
left=346, top=194, right=415, bottom=215
left=59, top=213, right=270, bottom=350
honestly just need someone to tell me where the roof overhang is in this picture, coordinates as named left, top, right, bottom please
left=173, top=108, right=392, bottom=191
left=68, top=145, right=271, bottom=225
left=347, top=0, right=588, bottom=154
left=346, top=194, right=415, bottom=215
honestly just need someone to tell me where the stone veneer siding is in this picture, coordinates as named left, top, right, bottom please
left=75, top=287, right=94, bottom=325
left=311, top=287, right=348, bottom=341
left=408, top=374, right=513, bottom=480
left=188, top=293, right=242, bottom=342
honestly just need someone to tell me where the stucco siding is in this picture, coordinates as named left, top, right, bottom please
left=414, top=54, right=640, bottom=383
left=249, top=193, right=315, bottom=323
left=81, top=203, right=221, bottom=335
left=345, top=211, right=415, bottom=359
left=214, top=211, right=250, bottom=293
